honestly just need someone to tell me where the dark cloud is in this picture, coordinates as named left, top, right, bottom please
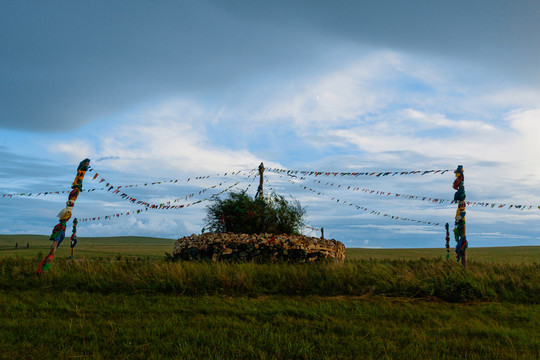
left=1, top=0, right=539, bottom=132
left=0, top=0, right=329, bottom=132
left=216, top=1, right=540, bottom=79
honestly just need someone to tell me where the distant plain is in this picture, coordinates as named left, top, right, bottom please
left=1, top=234, right=539, bottom=263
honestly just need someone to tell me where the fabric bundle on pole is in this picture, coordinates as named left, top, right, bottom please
left=70, top=218, right=78, bottom=241
left=452, top=165, right=468, bottom=267
left=255, top=162, right=265, bottom=200
left=445, top=223, right=450, bottom=260
left=37, top=159, right=90, bottom=274
left=68, top=218, right=78, bottom=258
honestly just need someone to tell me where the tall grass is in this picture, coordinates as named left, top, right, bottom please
left=1, top=256, right=538, bottom=303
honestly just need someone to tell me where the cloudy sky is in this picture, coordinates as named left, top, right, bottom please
left=1, top=0, right=540, bottom=248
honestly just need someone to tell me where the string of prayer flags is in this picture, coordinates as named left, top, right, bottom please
left=304, top=224, right=321, bottom=233
left=87, top=168, right=249, bottom=189
left=278, top=174, right=441, bottom=226
left=37, top=159, right=90, bottom=274
left=267, top=168, right=452, bottom=177
left=300, top=183, right=440, bottom=226
left=2, top=167, right=538, bottom=212
left=3, top=186, right=537, bottom=212
left=1, top=169, right=254, bottom=199
left=79, top=207, right=149, bottom=222
left=299, top=177, right=540, bottom=211
left=79, top=182, right=241, bottom=223
left=307, top=179, right=453, bottom=205
left=84, top=169, right=258, bottom=208
left=93, top=170, right=238, bottom=209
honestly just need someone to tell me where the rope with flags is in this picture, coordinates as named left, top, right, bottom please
left=3, top=167, right=539, bottom=212
left=278, top=176, right=540, bottom=211
left=276, top=174, right=441, bottom=226
left=83, top=169, right=256, bottom=209
left=267, top=168, right=452, bottom=177
left=0, top=169, right=252, bottom=198
left=1, top=161, right=537, bottom=251
left=78, top=181, right=244, bottom=223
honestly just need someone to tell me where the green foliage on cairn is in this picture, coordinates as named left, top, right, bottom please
left=204, top=190, right=306, bottom=235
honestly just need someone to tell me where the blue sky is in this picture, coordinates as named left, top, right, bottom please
left=1, top=0, right=540, bottom=248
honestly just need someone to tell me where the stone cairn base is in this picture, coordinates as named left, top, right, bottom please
left=173, top=233, right=346, bottom=262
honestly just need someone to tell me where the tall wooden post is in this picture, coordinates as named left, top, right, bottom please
left=452, top=165, right=468, bottom=268
left=255, top=162, right=265, bottom=200
left=37, top=158, right=90, bottom=274
left=445, top=223, right=450, bottom=260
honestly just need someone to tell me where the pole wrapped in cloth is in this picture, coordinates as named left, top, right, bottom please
left=452, top=165, right=468, bottom=267
left=37, top=159, right=90, bottom=274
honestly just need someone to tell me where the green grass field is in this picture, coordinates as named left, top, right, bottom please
left=346, top=246, right=540, bottom=264
left=2, top=291, right=538, bottom=359
left=1, top=234, right=539, bottom=359
left=0, top=234, right=175, bottom=259
left=2, top=234, right=539, bottom=263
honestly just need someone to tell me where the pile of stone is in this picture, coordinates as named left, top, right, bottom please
left=173, top=232, right=346, bottom=262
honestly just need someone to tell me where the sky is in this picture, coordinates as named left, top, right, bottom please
left=1, top=0, right=540, bottom=249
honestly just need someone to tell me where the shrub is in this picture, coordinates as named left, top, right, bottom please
left=204, top=190, right=306, bottom=235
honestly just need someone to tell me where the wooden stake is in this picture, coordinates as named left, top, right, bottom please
left=256, top=162, right=265, bottom=199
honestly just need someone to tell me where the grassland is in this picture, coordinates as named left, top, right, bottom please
left=0, top=235, right=539, bottom=359
left=2, top=291, right=538, bottom=360
left=2, top=234, right=539, bottom=263
left=0, top=234, right=175, bottom=259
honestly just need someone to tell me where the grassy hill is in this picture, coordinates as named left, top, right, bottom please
left=1, top=234, right=539, bottom=263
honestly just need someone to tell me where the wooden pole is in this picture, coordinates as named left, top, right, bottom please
left=37, top=158, right=90, bottom=274
left=453, top=165, right=468, bottom=268
left=256, top=162, right=265, bottom=200
left=445, top=223, right=450, bottom=259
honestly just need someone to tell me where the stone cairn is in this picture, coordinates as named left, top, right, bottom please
left=173, top=232, right=346, bottom=262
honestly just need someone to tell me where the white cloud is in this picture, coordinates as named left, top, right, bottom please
left=470, top=232, right=533, bottom=239
left=480, top=88, right=540, bottom=109
left=505, top=109, right=540, bottom=176
left=52, top=99, right=267, bottom=176
left=256, top=51, right=402, bottom=127
left=401, top=109, right=496, bottom=131
left=48, top=141, right=94, bottom=163
left=348, top=224, right=441, bottom=235
left=237, top=50, right=540, bottom=191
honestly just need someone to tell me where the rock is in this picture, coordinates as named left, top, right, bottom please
left=172, top=232, right=346, bottom=262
